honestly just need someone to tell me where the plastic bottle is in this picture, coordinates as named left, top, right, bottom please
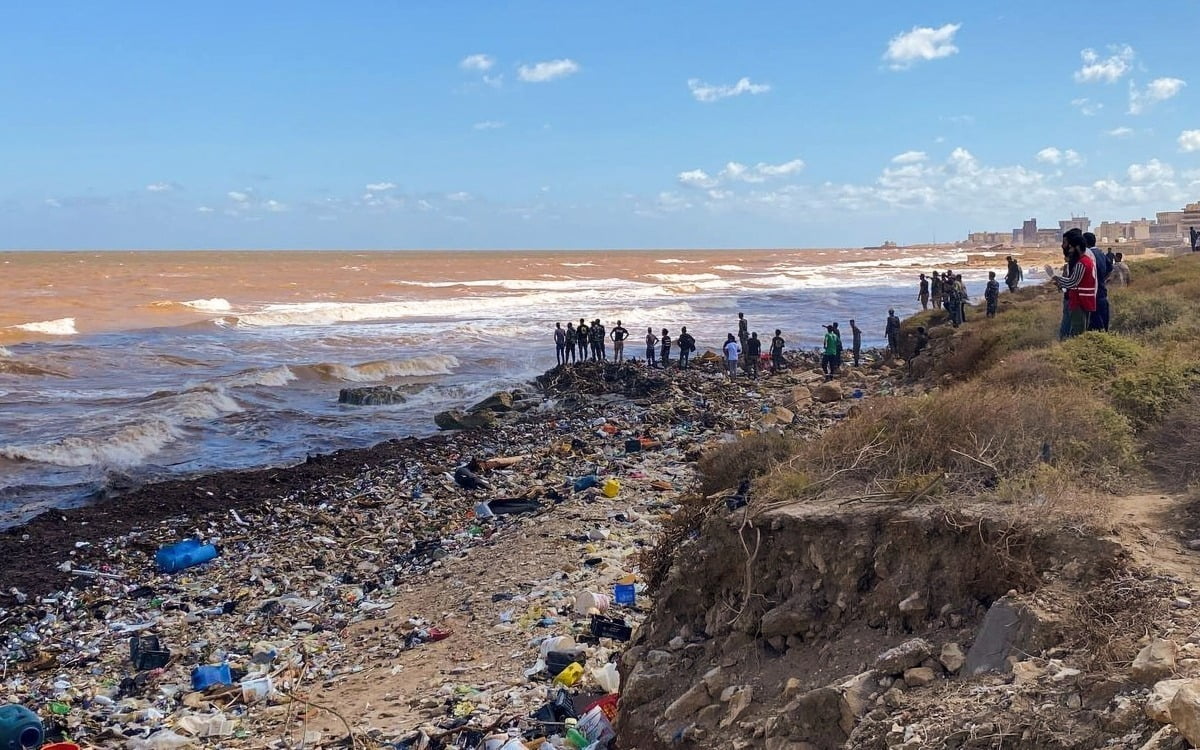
left=0, top=704, right=43, bottom=750
left=155, top=539, right=219, bottom=573
left=565, top=727, right=589, bottom=750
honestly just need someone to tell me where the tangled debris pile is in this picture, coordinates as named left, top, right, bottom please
left=1, top=353, right=892, bottom=749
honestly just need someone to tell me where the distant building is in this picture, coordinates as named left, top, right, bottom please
left=1021, top=219, right=1038, bottom=246
left=967, top=231, right=1011, bottom=245
left=1058, top=216, right=1090, bottom=234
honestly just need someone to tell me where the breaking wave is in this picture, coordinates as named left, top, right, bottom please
left=182, top=298, right=233, bottom=312
left=224, top=365, right=299, bottom=388
left=300, top=355, right=460, bottom=382
left=648, top=273, right=722, bottom=283
left=9, top=318, right=77, bottom=336
left=654, top=258, right=703, bottom=264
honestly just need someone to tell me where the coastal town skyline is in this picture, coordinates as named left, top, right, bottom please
left=964, top=198, right=1200, bottom=249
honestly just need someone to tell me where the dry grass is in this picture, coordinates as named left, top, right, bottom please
left=1064, top=571, right=1173, bottom=670
left=1145, top=389, right=1200, bottom=489
left=696, top=432, right=801, bottom=497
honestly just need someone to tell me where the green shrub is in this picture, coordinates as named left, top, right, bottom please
left=697, top=432, right=800, bottom=496
left=1054, top=332, right=1143, bottom=381
left=1110, top=363, right=1200, bottom=429
left=1109, top=292, right=1185, bottom=334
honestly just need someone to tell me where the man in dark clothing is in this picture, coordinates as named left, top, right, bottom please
left=554, top=322, right=567, bottom=365
left=1105, top=248, right=1116, bottom=268
left=830, top=322, right=844, bottom=374
left=737, top=312, right=749, bottom=365
left=1083, top=232, right=1111, bottom=332
left=849, top=319, right=862, bottom=367
left=985, top=272, right=1000, bottom=318
left=677, top=326, right=696, bottom=369
left=610, top=320, right=629, bottom=362
left=930, top=272, right=942, bottom=303
left=914, top=326, right=929, bottom=356
left=1005, top=256, right=1022, bottom=292
left=593, top=320, right=607, bottom=360
left=885, top=309, right=901, bottom=357
left=918, top=274, right=930, bottom=310
left=1191, top=226, right=1199, bottom=252
left=745, top=332, right=762, bottom=378
left=659, top=328, right=671, bottom=368
left=769, top=329, right=785, bottom=373
left=576, top=320, right=590, bottom=360
left=565, top=322, right=577, bottom=363
left=645, top=327, right=658, bottom=367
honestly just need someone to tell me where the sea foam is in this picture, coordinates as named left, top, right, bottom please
left=10, top=318, right=77, bottom=336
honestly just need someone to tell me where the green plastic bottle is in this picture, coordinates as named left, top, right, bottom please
left=565, top=727, right=589, bottom=749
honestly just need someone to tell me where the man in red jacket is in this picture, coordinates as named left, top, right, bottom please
left=1046, top=228, right=1096, bottom=339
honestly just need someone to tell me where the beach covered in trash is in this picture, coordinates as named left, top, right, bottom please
left=0, top=353, right=902, bottom=749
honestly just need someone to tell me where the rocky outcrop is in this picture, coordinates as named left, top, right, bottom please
left=811, top=382, right=842, bottom=403
left=338, top=385, right=407, bottom=405
left=1133, top=639, right=1179, bottom=684
left=433, top=409, right=498, bottom=431
left=468, top=390, right=515, bottom=413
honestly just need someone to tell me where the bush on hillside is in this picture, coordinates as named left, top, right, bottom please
left=697, top=432, right=801, bottom=497
left=934, top=303, right=1062, bottom=380
left=1108, top=292, right=1185, bottom=334
left=1145, top=389, right=1200, bottom=489
left=1053, top=333, right=1143, bottom=381
left=1110, top=363, right=1200, bottom=430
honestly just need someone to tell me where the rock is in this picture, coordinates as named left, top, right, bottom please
left=338, top=385, right=407, bottom=406
left=790, top=386, right=813, bottom=405
left=434, top=409, right=498, bottom=430
left=1185, top=539, right=1200, bottom=551
left=1146, top=678, right=1196, bottom=722
left=1011, top=660, right=1043, bottom=685
left=1175, top=598, right=1193, bottom=609
left=898, top=592, right=927, bottom=614
left=663, top=681, right=713, bottom=720
left=782, top=687, right=847, bottom=748
left=645, top=649, right=674, bottom=667
left=468, top=391, right=514, bottom=413
left=903, top=667, right=935, bottom=688
left=696, top=704, right=724, bottom=727
left=1133, top=639, right=1178, bottom=684
left=882, top=688, right=905, bottom=708
left=837, top=671, right=878, bottom=735
left=719, top=686, right=753, bottom=728
left=963, top=597, right=1045, bottom=677
left=939, top=643, right=965, bottom=674
left=874, top=639, right=933, bottom=675
left=1171, top=683, right=1200, bottom=746
left=1138, top=725, right=1183, bottom=750
left=782, top=677, right=804, bottom=701
left=812, top=382, right=843, bottom=403
left=701, top=666, right=725, bottom=694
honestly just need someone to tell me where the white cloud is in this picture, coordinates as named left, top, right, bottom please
left=1106, top=127, right=1134, bottom=137
left=1070, top=97, right=1102, bottom=116
left=146, top=182, right=175, bottom=192
left=460, top=54, right=495, bottom=72
left=1129, top=77, right=1186, bottom=115
left=473, top=120, right=505, bottom=130
left=1035, top=147, right=1082, bottom=166
left=416, top=199, right=435, bottom=212
left=1127, top=158, right=1174, bottom=183
left=518, top=59, right=580, bottom=83
left=677, top=169, right=718, bottom=189
left=365, top=182, right=396, bottom=191
left=1180, top=130, right=1200, bottom=152
left=44, top=198, right=61, bottom=208
left=883, top=23, right=961, bottom=70
left=446, top=191, right=472, bottom=202
left=196, top=206, right=214, bottom=213
left=1074, top=44, right=1134, bottom=83
left=228, top=190, right=250, bottom=203
left=687, top=77, right=771, bottom=102
left=264, top=199, right=287, bottom=212
left=891, top=150, right=928, bottom=164
left=754, top=159, right=805, bottom=177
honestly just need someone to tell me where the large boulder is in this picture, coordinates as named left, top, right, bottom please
left=468, top=391, right=515, bottom=413
left=1133, top=639, right=1178, bottom=684
left=963, top=597, right=1048, bottom=677
left=338, top=385, right=407, bottom=406
left=434, top=409, right=498, bottom=431
left=1146, top=678, right=1194, bottom=722
left=1171, top=683, right=1200, bottom=746
left=874, top=638, right=933, bottom=675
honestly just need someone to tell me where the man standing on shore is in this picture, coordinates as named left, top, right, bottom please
left=822, top=325, right=840, bottom=379
left=565, top=322, right=577, bottom=363
left=645, top=327, right=658, bottom=367
left=849, top=319, right=862, bottom=367
left=577, top=319, right=590, bottom=361
left=918, top=274, right=930, bottom=310
left=985, top=272, right=1000, bottom=318
left=1047, top=228, right=1097, bottom=339
left=885, top=309, right=901, bottom=357
left=554, top=322, right=567, bottom=365
left=659, top=328, right=672, bottom=368
left=770, top=329, right=785, bottom=373
left=930, top=272, right=942, bottom=305
left=722, top=334, right=741, bottom=379
left=1191, top=226, right=1199, bottom=252
left=1005, top=256, right=1022, bottom=293
left=677, top=326, right=696, bottom=369
left=1083, top=232, right=1111, bottom=332
left=737, top=312, right=749, bottom=366
left=610, top=320, right=628, bottom=362
left=593, top=320, right=607, bottom=360
left=746, top=332, right=762, bottom=378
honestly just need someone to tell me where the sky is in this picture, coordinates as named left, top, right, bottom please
left=1, top=1, right=1198, bottom=250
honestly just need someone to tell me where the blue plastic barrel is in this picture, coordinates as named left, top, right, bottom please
left=573, top=475, right=600, bottom=492
left=613, top=583, right=636, bottom=606
left=156, top=539, right=219, bottom=573
left=0, top=704, right=43, bottom=750
left=191, top=663, right=232, bottom=691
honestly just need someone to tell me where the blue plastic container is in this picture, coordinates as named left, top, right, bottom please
left=613, top=583, right=636, bottom=606
left=156, top=539, right=219, bottom=573
left=0, top=704, right=43, bottom=750
left=191, top=663, right=233, bottom=691
left=573, top=475, right=600, bottom=492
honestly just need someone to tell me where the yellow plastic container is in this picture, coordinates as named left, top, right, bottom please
left=601, top=478, right=621, bottom=498
left=553, top=662, right=584, bottom=687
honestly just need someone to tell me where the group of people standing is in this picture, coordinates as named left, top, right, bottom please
left=918, top=271, right=972, bottom=326
left=1047, top=230, right=1131, bottom=339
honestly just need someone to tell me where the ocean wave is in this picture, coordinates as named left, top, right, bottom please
left=647, top=273, right=722, bottom=283
left=182, top=298, right=233, bottom=312
left=150, top=385, right=245, bottom=421
left=397, top=277, right=631, bottom=291
left=0, top=359, right=69, bottom=377
left=654, top=258, right=702, bottom=264
left=225, top=365, right=299, bottom=388
left=713, top=265, right=746, bottom=271
left=9, top=317, right=77, bottom=336
left=1, top=420, right=180, bottom=468
left=0, top=347, right=10, bottom=357
left=300, top=354, right=460, bottom=382
left=560, top=261, right=596, bottom=267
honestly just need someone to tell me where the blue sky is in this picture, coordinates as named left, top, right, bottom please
left=2, top=1, right=1198, bottom=250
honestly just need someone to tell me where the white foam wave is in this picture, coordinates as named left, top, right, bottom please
left=397, top=277, right=630, bottom=291
left=0, top=346, right=10, bottom=357
left=304, top=355, right=459, bottom=382
left=10, top=318, right=77, bottom=336
left=647, top=273, right=722, bottom=283
left=1, top=421, right=180, bottom=468
left=654, top=258, right=702, bottom=264
left=182, top=298, right=233, bottom=312
left=713, top=265, right=745, bottom=271
left=155, top=386, right=245, bottom=421
left=225, top=365, right=298, bottom=388
left=560, top=261, right=596, bottom=267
